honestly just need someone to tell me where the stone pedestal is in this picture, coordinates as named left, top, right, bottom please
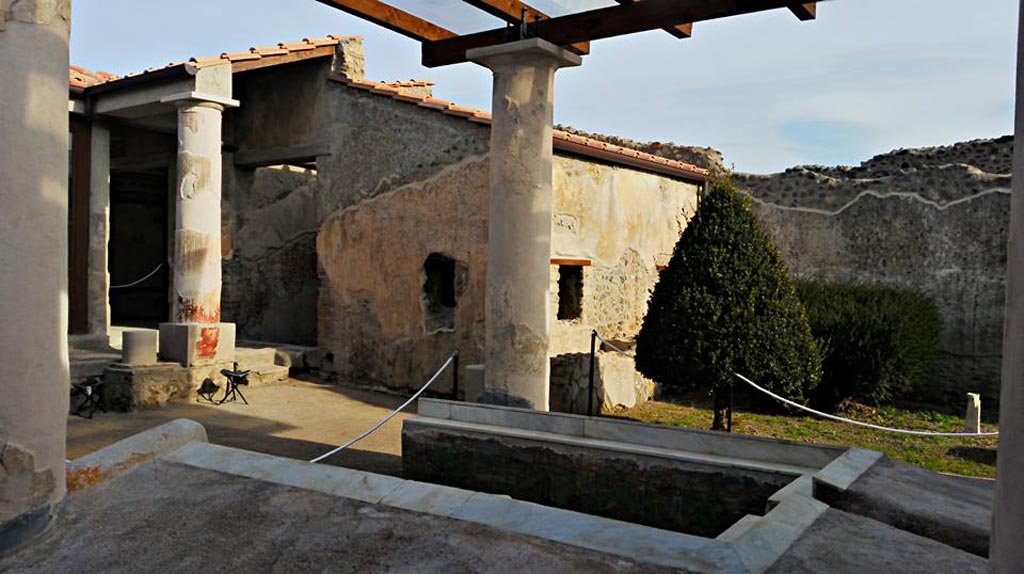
left=159, top=323, right=235, bottom=367
left=122, top=331, right=159, bottom=366
left=992, top=3, right=1024, bottom=569
left=0, top=0, right=71, bottom=553
left=468, top=39, right=581, bottom=411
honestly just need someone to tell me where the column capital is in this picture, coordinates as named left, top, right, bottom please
left=160, top=91, right=239, bottom=110
left=468, top=38, right=582, bottom=71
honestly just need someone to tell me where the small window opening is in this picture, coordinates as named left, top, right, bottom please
left=557, top=265, right=584, bottom=321
left=423, top=253, right=458, bottom=332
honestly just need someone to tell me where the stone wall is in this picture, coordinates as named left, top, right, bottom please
left=734, top=137, right=1013, bottom=408
left=316, top=139, right=700, bottom=397
left=222, top=165, right=320, bottom=345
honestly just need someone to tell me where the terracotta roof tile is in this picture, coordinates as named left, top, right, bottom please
left=70, top=34, right=356, bottom=92
left=417, top=97, right=454, bottom=111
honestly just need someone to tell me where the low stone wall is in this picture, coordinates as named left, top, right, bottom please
left=550, top=352, right=656, bottom=415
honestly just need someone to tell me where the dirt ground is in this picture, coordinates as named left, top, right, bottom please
left=67, top=378, right=410, bottom=476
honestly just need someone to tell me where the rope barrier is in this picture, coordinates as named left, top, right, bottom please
left=733, top=373, right=999, bottom=437
left=310, top=352, right=458, bottom=463
left=110, top=264, right=163, bottom=289
left=593, top=331, right=635, bottom=358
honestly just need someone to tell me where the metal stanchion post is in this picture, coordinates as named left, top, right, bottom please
left=588, top=330, right=597, bottom=417
left=452, top=350, right=460, bottom=401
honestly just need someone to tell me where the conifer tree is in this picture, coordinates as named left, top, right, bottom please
left=635, top=178, right=821, bottom=430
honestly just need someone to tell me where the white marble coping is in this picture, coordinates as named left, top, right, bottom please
left=162, top=442, right=750, bottom=573
left=417, top=399, right=845, bottom=470
left=813, top=448, right=884, bottom=493
left=406, top=417, right=816, bottom=476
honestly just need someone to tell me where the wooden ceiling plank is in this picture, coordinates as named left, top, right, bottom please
left=613, top=0, right=692, bottom=39
left=460, top=0, right=591, bottom=55
left=788, top=3, right=817, bottom=21
left=315, top=0, right=456, bottom=42
left=423, top=0, right=813, bottom=67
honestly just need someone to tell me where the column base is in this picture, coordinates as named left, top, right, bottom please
left=0, top=502, right=61, bottom=558
left=158, top=323, right=235, bottom=367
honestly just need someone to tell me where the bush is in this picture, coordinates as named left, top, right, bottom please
left=635, top=179, right=822, bottom=429
left=796, top=280, right=942, bottom=410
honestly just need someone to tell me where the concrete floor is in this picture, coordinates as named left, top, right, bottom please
left=68, top=378, right=410, bottom=476
left=0, top=461, right=678, bottom=574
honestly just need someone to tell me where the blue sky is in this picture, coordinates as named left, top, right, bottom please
left=71, top=1, right=1018, bottom=173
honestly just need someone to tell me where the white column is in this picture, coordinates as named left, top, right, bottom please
left=159, top=96, right=238, bottom=367
left=88, top=122, right=111, bottom=339
left=0, top=0, right=70, bottom=551
left=991, top=2, right=1024, bottom=569
left=468, top=39, right=581, bottom=410
left=171, top=101, right=225, bottom=324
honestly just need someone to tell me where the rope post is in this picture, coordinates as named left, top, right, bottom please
left=452, top=350, right=460, bottom=401
left=588, top=330, right=597, bottom=417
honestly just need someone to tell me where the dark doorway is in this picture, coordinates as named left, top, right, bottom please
left=109, top=169, right=170, bottom=327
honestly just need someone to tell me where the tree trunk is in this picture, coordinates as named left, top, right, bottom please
left=711, top=394, right=730, bottom=431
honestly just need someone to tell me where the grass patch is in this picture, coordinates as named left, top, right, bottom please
left=614, top=395, right=999, bottom=478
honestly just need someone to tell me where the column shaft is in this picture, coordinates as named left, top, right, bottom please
left=991, top=2, right=1024, bottom=569
left=469, top=39, right=581, bottom=410
left=171, top=102, right=224, bottom=324
left=0, top=0, right=71, bottom=551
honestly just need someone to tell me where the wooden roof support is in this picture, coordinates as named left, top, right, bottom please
left=788, top=3, right=817, bottom=21
left=613, top=0, right=692, bottom=39
left=423, top=0, right=819, bottom=67
left=460, top=0, right=591, bottom=55
left=315, top=0, right=456, bottom=43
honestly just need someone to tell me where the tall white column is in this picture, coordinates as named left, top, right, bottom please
left=159, top=97, right=237, bottom=367
left=171, top=101, right=225, bottom=324
left=0, top=0, right=70, bottom=552
left=991, top=2, right=1024, bottom=569
left=468, top=39, right=581, bottom=410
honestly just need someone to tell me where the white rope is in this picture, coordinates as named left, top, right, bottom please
left=593, top=331, right=635, bottom=358
left=310, top=353, right=457, bottom=463
left=110, top=264, right=163, bottom=289
left=734, top=373, right=999, bottom=437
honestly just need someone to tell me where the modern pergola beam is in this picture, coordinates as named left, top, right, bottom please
left=423, top=0, right=821, bottom=67
left=789, top=3, right=817, bottom=20
left=613, top=0, right=693, bottom=39
left=460, top=0, right=591, bottom=55
left=315, top=0, right=456, bottom=42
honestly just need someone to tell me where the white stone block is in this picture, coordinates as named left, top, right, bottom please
left=122, top=330, right=159, bottom=365
left=965, top=393, right=982, bottom=434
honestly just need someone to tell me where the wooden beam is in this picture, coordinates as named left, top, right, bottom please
left=423, top=0, right=815, bottom=67
left=613, top=0, right=692, bottom=39
left=315, top=0, right=456, bottom=43
left=788, top=3, right=816, bottom=21
left=460, top=0, right=591, bottom=55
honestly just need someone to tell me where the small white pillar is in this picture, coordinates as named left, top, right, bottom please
left=964, top=393, right=981, bottom=434
left=159, top=96, right=238, bottom=366
left=0, top=0, right=71, bottom=551
left=468, top=39, right=581, bottom=410
left=992, top=2, right=1024, bottom=569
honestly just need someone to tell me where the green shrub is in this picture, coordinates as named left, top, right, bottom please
left=635, top=179, right=822, bottom=429
left=796, top=280, right=942, bottom=410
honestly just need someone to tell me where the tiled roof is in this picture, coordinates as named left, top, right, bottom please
left=68, top=34, right=706, bottom=181
left=329, top=73, right=708, bottom=181
left=69, top=65, right=118, bottom=92
left=70, top=35, right=349, bottom=93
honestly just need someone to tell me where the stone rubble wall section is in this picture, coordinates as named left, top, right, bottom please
left=737, top=136, right=1012, bottom=408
